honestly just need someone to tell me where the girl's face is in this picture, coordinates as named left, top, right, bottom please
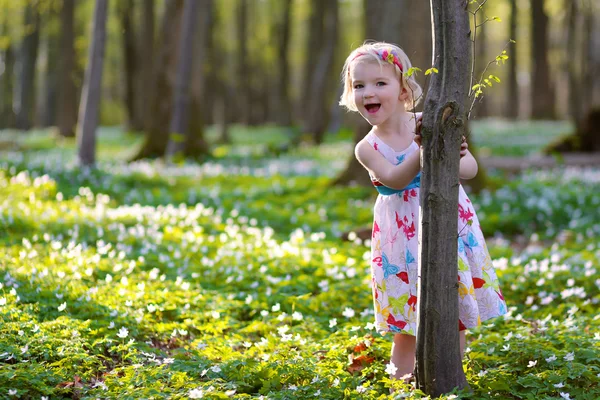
left=350, top=61, right=407, bottom=126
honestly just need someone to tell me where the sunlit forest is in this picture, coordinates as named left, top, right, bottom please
left=0, top=0, right=599, bottom=399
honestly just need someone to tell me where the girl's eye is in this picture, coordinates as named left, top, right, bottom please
left=354, top=84, right=363, bottom=89
left=376, top=82, right=386, bottom=86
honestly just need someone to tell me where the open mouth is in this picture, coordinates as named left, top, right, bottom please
left=365, top=104, right=381, bottom=113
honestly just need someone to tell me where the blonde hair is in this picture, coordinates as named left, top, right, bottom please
left=339, top=41, right=423, bottom=112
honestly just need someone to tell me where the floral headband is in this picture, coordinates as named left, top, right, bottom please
left=351, top=48, right=404, bottom=72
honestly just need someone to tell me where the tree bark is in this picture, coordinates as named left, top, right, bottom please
left=0, top=16, right=16, bottom=129
left=300, top=0, right=326, bottom=121
left=16, top=2, right=41, bottom=130
left=165, top=0, right=210, bottom=160
left=506, top=0, right=519, bottom=119
left=138, top=0, right=155, bottom=132
left=566, top=0, right=582, bottom=126
left=530, top=0, right=555, bottom=119
left=185, top=0, right=212, bottom=158
left=236, top=0, right=249, bottom=124
left=304, top=0, right=338, bottom=144
left=274, top=0, right=293, bottom=126
left=76, top=0, right=109, bottom=166
left=58, top=0, right=77, bottom=137
left=414, top=0, right=470, bottom=395
left=131, top=0, right=184, bottom=161
left=119, top=0, right=144, bottom=132
left=330, top=117, right=373, bottom=187
left=40, top=16, right=59, bottom=128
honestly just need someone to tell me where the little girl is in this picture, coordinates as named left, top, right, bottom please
left=339, top=41, right=508, bottom=382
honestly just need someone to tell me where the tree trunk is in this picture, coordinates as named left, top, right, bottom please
left=58, top=0, right=77, bottom=137
left=331, top=117, right=373, bottom=187
left=581, top=1, right=598, bottom=115
left=305, top=0, right=338, bottom=144
left=506, top=0, right=519, bottom=119
left=530, top=0, right=555, bottom=119
left=566, top=0, right=582, bottom=126
left=131, top=0, right=184, bottom=161
left=300, top=0, right=326, bottom=122
left=0, top=16, right=16, bottom=129
left=76, top=0, right=109, bottom=166
left=415, top=0, right=470, bottom=395
left=16, top=2, right=41, bottom=130
left=138, top=0, right=155, bottom=132
left=274, top=0, right=293, bottom=126
left=40, top=18, right=59, bottom=128
left=119, top=0, right=144, bottom=132
left=165, top=0, right=198, bottom=160
left=185, top=0, right=212, bottom=158
left=236, top=0, right=249, bottom=124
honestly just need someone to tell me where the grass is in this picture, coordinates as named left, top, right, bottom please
left=0, top=121, right=597, bottom=399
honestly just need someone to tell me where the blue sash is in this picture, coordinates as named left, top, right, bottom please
left=374, top=173, right=421, bottom=195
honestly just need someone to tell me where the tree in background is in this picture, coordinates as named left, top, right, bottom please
left=302, top=0, right=338, bottom=145
left=0, top=11, right=16, bottom=129
left=76, top=0, right=108, bottom=166
left=137, top=0, right=155, bottom=133
left=131, top=0, right=184, bottom=161
left=546, top=0, right=600, bottom=153
left=185, top=0, right=213, bottom=157
left=37, top=3, right=59, bottom=128
left=530, top=0, right=555, bottom=119
left=506, top=0, right=519, bottom=119
left=274, top=0, right=293, bottom=126
left=57, top=0, right=77, bottom=137
left=15, top=1, right=40, bottom=130
left=166, top=0, right=210, bottom=161
left=415, top=0, right=471, bottom=394
left=118, top=0, right=144, bottom=133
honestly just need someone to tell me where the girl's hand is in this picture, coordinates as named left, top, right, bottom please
left=460, top=136, right=468, bottom=158
left=414, top=115, right=423, bottom=147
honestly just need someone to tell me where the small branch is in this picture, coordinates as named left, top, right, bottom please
left=467, top=40, right=512, bottom=119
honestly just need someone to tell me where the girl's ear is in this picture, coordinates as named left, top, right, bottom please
left=399, top=87, right=409, bottom=101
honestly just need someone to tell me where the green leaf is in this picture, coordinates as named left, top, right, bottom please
left=405, top=67, right=422, bottom=78
left=425, top=68, right=438, bottom=76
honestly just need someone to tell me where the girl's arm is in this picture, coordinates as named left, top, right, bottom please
left=355, top=140, right=420, bottom=190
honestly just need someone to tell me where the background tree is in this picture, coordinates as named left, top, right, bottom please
left=57, top=0, right=77, bottom=137
left=274, top=0, right=293, bottom=126
left=506, top=0, right=519, bottom=119
left=76, top=0, right=108, bottom=166
left=530, top=0, right=555, bottom=119
left=303, top=0, right=338, bottom=145
left=118, top=0, right=144, bottom=132
left=15, top=1, right=40, bottom=130
left=0, top=13, right=16, bottom=129
left=137, top=0, right=155, bottom=132
left=415, top=0, right=470, bottom=394
left=132, top=0, right=184, bottom=160
left=166, top=0, right=211, bottom=161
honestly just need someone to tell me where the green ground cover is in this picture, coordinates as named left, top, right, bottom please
left=0, top=121, right=598, bottom=399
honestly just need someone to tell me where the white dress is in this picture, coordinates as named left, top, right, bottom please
left=365, top=131, right=508, bottom=336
